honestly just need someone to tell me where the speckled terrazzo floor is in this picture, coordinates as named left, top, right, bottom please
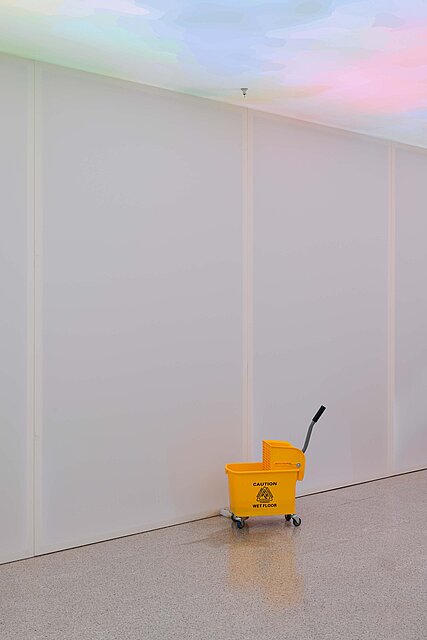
left=1, top=470, right=426, bottom=640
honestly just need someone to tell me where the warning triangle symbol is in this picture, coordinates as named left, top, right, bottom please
left=256, top=486, right=274, bottom=503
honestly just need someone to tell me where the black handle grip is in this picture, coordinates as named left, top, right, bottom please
left=312, top=405, right=326, bottom=423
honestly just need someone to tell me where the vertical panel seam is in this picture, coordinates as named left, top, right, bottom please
left=32, top=60, right=37, bottom=557
left=26, top=59, right=36, bottom=559
left=246, top=109, right=254, bottom=460
left=387, top=142, right=396, bottom=474
left=242, top=106, right=253, bottom=461
left=33, top=61, right=42, bottom=556
left=242, top=108, right=249, bottom=461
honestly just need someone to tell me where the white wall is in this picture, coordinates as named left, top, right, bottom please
left=394, top=146, right=427, bottom=473
left=251, top=112, right=390, bottom=493
left=35, top=64, right=244, bottom=554
left=0, top=55, right=34, bottom=563
left=0, top=53, right=426, bottom=562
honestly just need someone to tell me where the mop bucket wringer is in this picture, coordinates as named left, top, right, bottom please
left=225, top=406, right=326, bottom=528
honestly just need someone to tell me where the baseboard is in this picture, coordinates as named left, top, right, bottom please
left=31, top=509, right=219, bottom=560
left=296, top=466, right=427, bottom=499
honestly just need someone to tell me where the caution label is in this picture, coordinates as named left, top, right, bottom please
left=252, top=485, right=277, bottom=509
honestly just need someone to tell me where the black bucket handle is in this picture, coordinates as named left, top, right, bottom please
left=301, top=405, right=326, bottom=454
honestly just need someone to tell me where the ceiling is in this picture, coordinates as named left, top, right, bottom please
left=1, top=1, right=427, bottom=147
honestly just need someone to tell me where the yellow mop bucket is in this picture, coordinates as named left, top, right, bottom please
left=225, top=406, right=326, bottom=528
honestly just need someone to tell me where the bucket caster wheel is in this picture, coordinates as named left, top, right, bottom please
left=292, top=516, right=301, bottom=527
left=231, top=514, right=246, bottom=529
left=285, top=514, right=292, bottom=522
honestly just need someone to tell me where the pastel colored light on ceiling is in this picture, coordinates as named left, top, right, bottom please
left=0, top=1, right=426, bottom=147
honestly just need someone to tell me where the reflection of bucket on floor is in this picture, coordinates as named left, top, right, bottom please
left=226, top=526, right=304, bottom=609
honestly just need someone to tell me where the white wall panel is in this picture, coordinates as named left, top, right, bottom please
left=0, top=54, right=33, bottom=563
left=394, top=147, right=427, bottom=472
left=37, top=65, right=243, bottom=553
left=2, top=53, right=425, bottom=559
left=252, top=114, right=389, bottom=493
